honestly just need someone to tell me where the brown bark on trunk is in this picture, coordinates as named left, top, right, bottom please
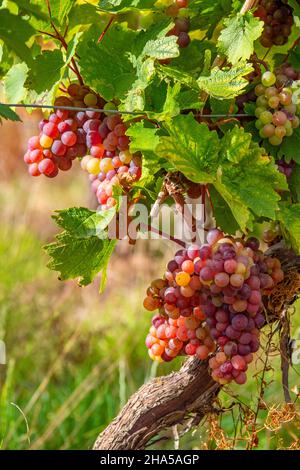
left=94, top=358, right=219, bottom=450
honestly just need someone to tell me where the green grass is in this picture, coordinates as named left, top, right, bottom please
left=0, top=176, right=299, bottom=450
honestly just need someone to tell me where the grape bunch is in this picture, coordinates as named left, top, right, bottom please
left=277, top=157, right=295, bottom=178
left=255, top=71, right=299, bottom=146
left=166, top=0, right=190, bottom=49
left=275, top=62, right=300, bottom=86
left=167, top=17, right=190, bottom=49
left=146, top=311, right=215, bottom=363
left=254, top=0, right=294, bottom=47
left=144, top=229, right=284, bottom=385
left=23, top=83, right=103, bottom=178
left=80, top=113, right=142, bottom=210
left=23, top=83, right=142, bottom=208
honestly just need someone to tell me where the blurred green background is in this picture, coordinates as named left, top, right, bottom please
left=0, top=115, right=299, bottom=450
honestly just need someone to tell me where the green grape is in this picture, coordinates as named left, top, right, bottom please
left=255, top=119, right=263, bottom=130
left=260, top=110, right=273, bottom=124
left=286, top=127, right=294, bottom=137
left=285, top=120, right=292, bottom=130
left=84, top=93, right=98, bottom=107
left=268, top=96, right=280, bottom=108
left=255, top=107, right=266, bottom=118
left=256, top=95, right=268, bottom=107
left=262, top=71, right=276, bottom=87
left=255, top=84, right=266, bottom=96
left=104, top=102, right=117, bottom=115
left=262, top=124, right=275, bottom=138
left=265, top=87, right=277, bottom=99
left=269, top=135, right=282, bottom=146
left=274, top=126, right=286, bottom=138
left=291, top=116, right=300, bottom=128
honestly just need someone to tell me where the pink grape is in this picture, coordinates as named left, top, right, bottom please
left=61, top=131, right=77, bottom=147
left=51, top=140, right=67, bottom=156
left=38, top=158, right=56, bottom=176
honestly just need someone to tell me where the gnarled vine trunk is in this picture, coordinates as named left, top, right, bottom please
left=94, top=358, right=219, bottom=450
left=93, top=246, right=300, bottom=450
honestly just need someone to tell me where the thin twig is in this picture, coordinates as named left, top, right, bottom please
left=253, top=53, right=269, bottom=72
left=279, top=310, right=292, bottom=403
left=139, top=223, right=186, bottom=248
left=97, top=16, right=115, bottom=43
left=247, top=326, right=277, bottom=450
left=172, top=425, right=180, bottom=450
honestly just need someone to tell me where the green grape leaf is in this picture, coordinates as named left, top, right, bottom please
left=156, top=114, right=220, bottom=182
left=45, top=207, right=117, bottom=286
left=189, top=0, right=233, bottom=39
left=289, top=163, right=300, bottom=202
left=0, top=104, right=22, bottom=123
left=127, top=121, right=171, bottom=176
left=26, top=50, right=64, bottom=94
left=157, top=64, right=199, bottom=91
left=213, top=178, right=253, bottom=231
left=134, top=19, right=174, bottom=56
left=98, top=0, right=157, bottom=13
left=171, top=41, right=217, bottom=75
left=67, top=3, right=101, bottom=32
left=197, top=63, right=253, bottom=99
left=50, top=0, right=76, bottom=23
left=147, top=82, right=182, bottom=121
left=45, top=234, right=116, bottom=287
left=209, top=185, right=239, bottom=235
left=220, top=126, right=254, bottom=163
left=215, top=152, right=287, bottom=231
left=218, top=13, right=264, bottom=65
left=126, top=121, right=160, bottom=155
left=288, top=0, right=300, bottom=18
left=277, top=202, right=300, bottom=254
left=177, top=90, right=204, bottom=111
left=12, top=0, right=49, bottom=22
left=4, top=63, right=28, bottom=102
left=52, top=207, right=117, bottom=239
left=0, top=9, right=35, bottom=65
left=123, top=22, right=180, bottom=112
left=65, top=32, right=82, bottom=69
left=278, top=128, right=300, bottom=163
left=142, top=35, right=179, bottom=60
left=123, top=58, right=156, bottom=112
left=78, top=24, right=137, bottom=101
left=289, top=42, right=300, bottom=71
left=209, top=97, right=237, bottom=118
